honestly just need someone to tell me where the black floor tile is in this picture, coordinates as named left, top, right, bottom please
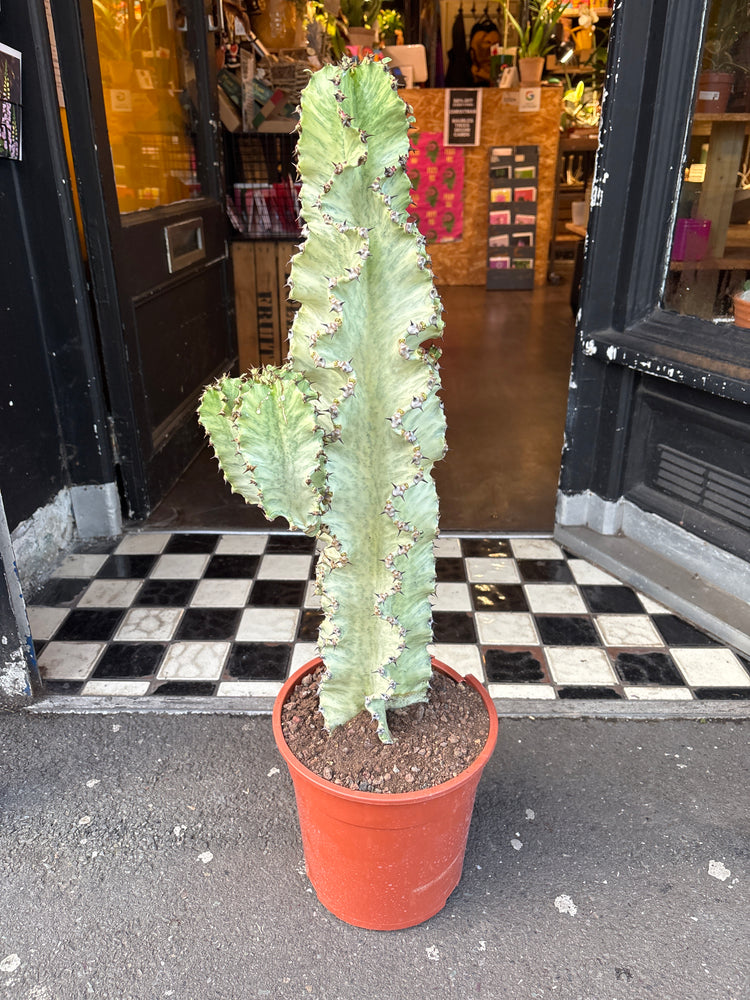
left=517, top=559, right=573, bottom=583
left=72, top=538, right=119, bottom=554
left=225, top=643, right=291, bottom=680
left=460, top=538, right=513, bottom=559
left=164, top=533, right=220, bottom=554
left=432, top=612, right=477, bottom=643
left=536, top=615, right=600, bottom=646
left=52, top=608, right=124, bottom=642
left=43, top=680, right=86, bottom=695
left=30, top=578, right=89, bottom=607
left=175, top=608, right=241, bottom=641
left=97, top=554, right=157, bottom=578
left=266, top=534, right=317, bottom=554
left=298, top=609, right=323, bottom=641
left=204, top=554, right=261, bottom=579
left=652, top=614, right=721, bottom=646
left=92, top=643, right=166, bottom=679
left=484, top=648, right=546, bottom=682
left=613, top=651, right=684, bottom=686
left=249, top=580, right=306, bottom=607
left=581, top=585, right=646, bottom=614
left=557, top=686, right=622, bottom=699
left=436, top=558, right=467, bottom=582
left=151, top=681, right=218, bottom=696
left=471, top=583, right=528, bottom=611
left=693, top=687, right=750, bottom=700
left=135, top=579, right=197, bottom=606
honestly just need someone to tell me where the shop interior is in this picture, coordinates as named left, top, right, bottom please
left=88, top=0, right=610, bottom=531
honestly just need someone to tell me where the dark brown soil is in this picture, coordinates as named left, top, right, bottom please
left=280, top=666, right=490, bottom=794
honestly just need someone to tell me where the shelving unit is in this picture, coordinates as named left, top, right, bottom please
left=669, top=113, right=750, bottom=317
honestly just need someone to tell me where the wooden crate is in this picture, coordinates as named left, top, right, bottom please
left=231, top=240, right=298, bottom=371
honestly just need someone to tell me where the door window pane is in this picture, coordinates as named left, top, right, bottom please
left=93, top=0, right=202, bottom=214
left=663, top=0, right=750, bottom=322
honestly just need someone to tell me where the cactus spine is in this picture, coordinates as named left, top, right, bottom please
left=198, top=57, right=446, bottom=742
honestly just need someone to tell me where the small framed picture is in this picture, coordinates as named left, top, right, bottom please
left=489, top=210, right=511, bottom=226
left=490, top=188, right=512, bottom=203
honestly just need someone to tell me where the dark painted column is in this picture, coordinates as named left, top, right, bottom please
left=0, top=495, right=39, bottom=708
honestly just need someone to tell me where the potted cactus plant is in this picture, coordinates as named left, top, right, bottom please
left=198, top=56, right=497, bottom=930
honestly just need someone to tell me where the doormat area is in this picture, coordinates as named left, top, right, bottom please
left=26, top=531, right=750, bottom=712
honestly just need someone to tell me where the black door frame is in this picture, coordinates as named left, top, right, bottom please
left=50, top=0, right=232, bottom=519
left=556, top=0, right=750, bottom=653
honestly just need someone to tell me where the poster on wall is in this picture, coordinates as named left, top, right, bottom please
left=486, top=144, right=539, bottom=290
left=443, top=89, right=482, bottom=147
left=0, top=42, right=21, bottom=161
left=408, top=131, right=465, bottom=245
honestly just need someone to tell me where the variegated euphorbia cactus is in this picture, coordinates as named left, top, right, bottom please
left=198, top=56, right=446, bottom=742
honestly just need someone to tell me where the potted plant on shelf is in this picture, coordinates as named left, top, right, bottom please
left=696, top=0, right=750, bottom=113
left=340, top=0, right=382, bottom=49
left=198, top=56, right=497, bottom=931
left=498, top=0, right=568, bottom=83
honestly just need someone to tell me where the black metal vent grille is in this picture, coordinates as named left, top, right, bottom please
left=654, top=445, right=750, bottom=531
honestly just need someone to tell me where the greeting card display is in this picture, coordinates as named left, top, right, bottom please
left=408, top=132, right=465, bottom=245
left=486, top=144, right=539, bottom=289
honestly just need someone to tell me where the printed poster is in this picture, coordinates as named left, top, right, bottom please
left=408, top=131, right=464, bottom=245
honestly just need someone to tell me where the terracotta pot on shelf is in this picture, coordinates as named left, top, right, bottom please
left=518, top=56, right=545, bottom=83
left=695, top=71, right=734, bottom=113
left=272, top=657, right=499, bottom=931
left=732, top=292, right=750, bottom=328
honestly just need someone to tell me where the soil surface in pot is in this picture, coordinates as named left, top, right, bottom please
left=280, top=667, right=490, bottom=794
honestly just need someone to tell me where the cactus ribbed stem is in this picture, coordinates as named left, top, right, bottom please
left=198, top=57, right=446, bottom=742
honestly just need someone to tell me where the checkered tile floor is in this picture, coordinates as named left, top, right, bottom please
left=27, top=531, right=750, bottom=705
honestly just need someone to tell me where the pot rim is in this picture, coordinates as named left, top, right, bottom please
left=272, top=656, right=499, bottom=805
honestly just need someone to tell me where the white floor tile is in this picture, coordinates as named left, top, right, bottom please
left=475, top=612, right=538, bottom=646
left=78, top=579, right=142, bottom=609
left=190, top=579, right=252, bottom=608
left=115, top=608, right=183, bottom=642
left=524, top=584, right=587, bottom=614
left=595, top=615, right=663, bottom=647
left=257, top=554, right=313, bottom=580
left=114, top=533, right=171, bottom=555
left=433, top=536, right=462, bottom=557
left=27, top=606, right=69, bottom=640
left=38, top=642, right=104, bottom=680
left=52, top=554, right=108, bottom=578
left=623, top=686, right=694, bottom=700
left=82, top=680, right=151, bottom=696
left=670, top=648, right=750, bottom=688
left=217, top=681, right=282, bottom=698
left=289, top=643, right=320, bottom=674
left=465, top=557, right=520, bottom=584
left=150, top=554, right=210, bottom=579
left=216, top=534, right=268, bottom=555
left=510, top=538, right=564, bottom=560
left=304, top=580, right=322, bottom=609
left=567, top=559, right=621, bottom=586
left=427, top=643, right=483, bottom=679
left=546, top=647, right=617, bottom=685
left=636, top=592, right=672, bottom=614
left=157, top=641, right=229, bottom=681
left=431, top=582, right=472, bottom=611
left=489, top=683, right=556, bottom=699
left=237, top=608, right=300, bottom=642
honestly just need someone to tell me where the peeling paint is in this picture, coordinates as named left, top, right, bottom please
left=606, top=344, right=618, bottom=361
left=0, top=649, right=32, bottom=698
left=582, top=339, right=597, bottom=356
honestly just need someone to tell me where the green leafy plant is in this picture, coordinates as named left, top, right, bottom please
left=498, top=0, right=568, bottom=58
left=198, top=57, right=446, bottom=743
left=560, top=78, right=600, bottom=131
left=340, top=0, right=382, bottom=29
left=377, top=7, right=405, bottom=43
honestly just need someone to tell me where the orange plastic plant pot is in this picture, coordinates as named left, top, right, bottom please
left=272, top=657, right=499, bottom=930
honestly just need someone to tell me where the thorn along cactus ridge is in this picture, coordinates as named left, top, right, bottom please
left=199, top=57, right=446, bottom=742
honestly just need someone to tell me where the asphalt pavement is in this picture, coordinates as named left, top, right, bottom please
left=1, top=709, right=748, bottom=1000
